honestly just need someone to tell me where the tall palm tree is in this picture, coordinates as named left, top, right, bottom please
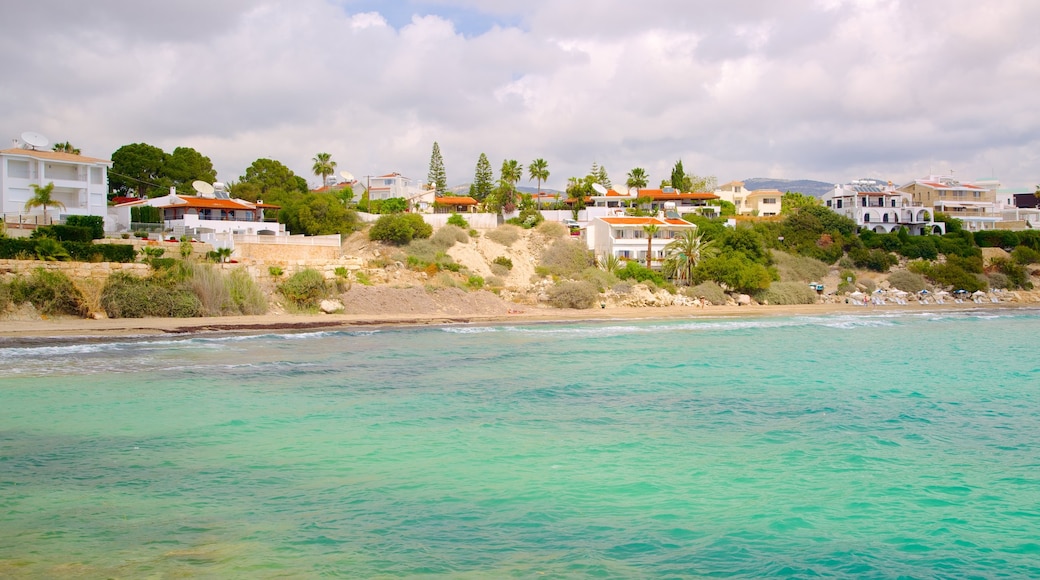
left=626, top=167, right=648, bottom=191
left=312, top=152, right=337, bottom=188
left=642, top=223, right=659, bottom=269
left=52, top=141, right=81, bottom=155
left=500, top=159, right=523, bottom=209
left=662, top=230, right=715, bottom=286
left=528, top=158, right=549, bottom=208
left=24, top=182, right=65, bottom=225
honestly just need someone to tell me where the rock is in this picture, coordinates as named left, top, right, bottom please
left=736, top=294, right=752, bottom=306
left=319, top=299, right=344, bottom=313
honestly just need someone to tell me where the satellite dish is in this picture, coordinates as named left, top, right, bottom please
left=21, top=131, right=49, bottom=150
left=591, top=183, right=608, bottom=195
left=340, top=170, right=355, bottom=182
left=192, top=180, right=215, bottom=197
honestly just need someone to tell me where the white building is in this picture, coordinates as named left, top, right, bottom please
left=898, top=175, right=1001, bottom=232
left=591, top=216, right=697, bottom=268
left=1, top=141, right=110, bottom=226
left=111, top=193, right=283, bottom=237
left=366, top=172, right=424, bottom=202
left=822, top=180, right=945, bottom=235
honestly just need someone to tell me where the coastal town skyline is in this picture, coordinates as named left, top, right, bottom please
left=3, top=1, right=1039, bottom=191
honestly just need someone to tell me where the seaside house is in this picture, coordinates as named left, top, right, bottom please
left=713, top=182, right=781, bottom=216
left=639, top=188, right=720, bottom=217
left=1, top=140, right=110, bottom=228
left=821, top=179, right=945, bottom=235
left=898, top=175, right=1001, bottom=232
left=111, top=191, right=283, bottom=237
left=433, top=196, right=479, bottom=213
left=591, top=215, right=697, bottom=268
left=366, top=172, right=424, bottom=202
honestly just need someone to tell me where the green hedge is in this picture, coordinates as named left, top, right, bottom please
left=0, top=238, right=37, bottom=258
left=65, top=215, right=104, bottom=239
left=0, top=238, right=136, bottom=263
left=32, top=225, right=93, bottom=243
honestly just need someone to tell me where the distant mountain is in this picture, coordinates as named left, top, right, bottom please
left=741, top=178, right=835, bottom=198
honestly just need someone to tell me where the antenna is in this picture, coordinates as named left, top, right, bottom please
left=21, top=131, right=49, bottom=150
left=592, top=183, right=608, bottom=195
left=192, top=180, right=215, bottom=198
left=340, top=170, right=355, bottom=182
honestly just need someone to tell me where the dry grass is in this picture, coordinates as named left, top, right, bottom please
left=486, top=224, right=522, bottom=246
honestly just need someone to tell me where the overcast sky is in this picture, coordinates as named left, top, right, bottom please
left=3, top=0, right=1038, bottom=192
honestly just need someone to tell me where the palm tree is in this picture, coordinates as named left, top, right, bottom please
left=662, top=230, right=715, bottom=286
left=500, top=159, right=523, bottom=210
left=626, top=167, right=648, bottom=191
left=52, top=141, right=81, bottom=155
left=312, top=152, right=337, bottom=188
left=528, top=158, right=549, bottom=208
left=24, top=182, right=65, bottom=225
left=642, top=223, right=659, bottom=269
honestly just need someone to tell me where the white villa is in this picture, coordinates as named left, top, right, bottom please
left=898, top=175, right=1001, bottom=232
left=111, top=192, right=283, bottom=237
left=590, top=215, right=698, bottom=268
left=714, top=181, right=782, bottom=216
left=822, top=180, right=945, bottom=235
left=1, top=141, right=110, bottom=226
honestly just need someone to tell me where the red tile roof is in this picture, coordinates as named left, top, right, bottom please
left=158, top=197, right=253, bottom=210
left=599, top=217, right=695, bottom=227
left=639, top=189, right=719, bottom=201
left=435, top=196, right=478, bottom=205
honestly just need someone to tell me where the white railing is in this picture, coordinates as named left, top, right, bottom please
left=232, top=233, right=341, bottom=247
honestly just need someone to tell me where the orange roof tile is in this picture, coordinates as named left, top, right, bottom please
left=158, top=196, right=253, bottom=210
left=435, top=196, right=478, bottom=205
left=639, top=189, right=719, bottom=201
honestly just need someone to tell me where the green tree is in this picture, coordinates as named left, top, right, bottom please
left=277, top=192, right=359, bottom=236
left=643, top=224, right=659, bottom=268
left=52, top=141, right=81, bottom=155
left=566, top=176, right=592, bottom=220
left=662, top=230, right=715, bottom=285
left=661, top=160, right=715, bottom=192
left=110, top=143, right=166, bottom=197
left=668, top=160, right=686, bottom=190
left=780, top=191, right=820, bottom=214
left=529, top=158, right=550, bottom=207
left=164, top=147, right=217, bottom=194
left=472, top=153, right=494, bottom=202
left=591, top=162, right=611, bottom=188
left=626, top=167, right=648, bottom=190
left=428, top=142, right=447, bottom=195
left=24, top=182, right=65, bottom=224
left=499, top=159, right=523, bottom=211
left=238, top=158, right=308, bottom=197
left=312, top=152, right=336, bottom=189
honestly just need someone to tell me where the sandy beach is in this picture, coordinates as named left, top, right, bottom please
left=1, top=300, right=1029, bottom=343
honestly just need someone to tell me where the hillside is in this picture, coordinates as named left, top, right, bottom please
left=742, top=178, right=835, bottom=198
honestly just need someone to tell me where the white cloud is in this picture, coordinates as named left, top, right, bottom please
left=1, top=0, right=1038, bottom=191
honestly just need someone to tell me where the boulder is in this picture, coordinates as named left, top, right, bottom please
left=320, top=299, right=344, bottom=313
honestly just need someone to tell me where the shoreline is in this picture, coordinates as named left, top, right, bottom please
left=2, top=301, right=1035, bottom=345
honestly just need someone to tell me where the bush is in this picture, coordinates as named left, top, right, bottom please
left=547, top=280, right=599, bottom=309
left=268, top=266, right=284, bottom=277
left=369, top=213, right=433, bottom=245
left=9, top=268, right=87, bottom=316
left=33, top=238, right=70, bottom=261
left=1011, top=246, right=1040, bottom=265
left=693, top=253, right=774, bottom=294
left=0, top=238, right=37, bottom=259
left=131, top=206, right=162, bottom=224
left=31, top=225, right=93, bottom=243
left=188, top=263, right=234, bottom=316
left=974, top=230, right=1020, bottom=249
left=447, top=213, right=469, bottom=228
left=63, top=242, right=136, bottom=263
left=100, top=271, right=202, bottom=318
left=756, top=282, right=818, bottom=305
left=579, top=267, right=618, bottom=292
left=535, top=221, right=568, bottom=240
left=65, top=215, right=104, bottom=239
left=887, top=270, right=928, bottom=293
left=987, top=272, right=1009, bottom=290
left=771, top=251, right=828, bottom=282
left=430, top=224, right=469, bottom=249
left=540, top=239, right=593, bottom=277
left=278, top=269, right=327, bottom=309
left=989, top=257, right=1031, bottom=290
left=684, top=281, right=728, bottom=305
left=466, top=275, right=484, bottom=289
left=0, top=280, right=11, bottom=312
left=849, top=248, right=899, bottom=272
left=227, top=268, right=268, bottom=314
left=486, top=224, right=522, bottom=246
left=616, top=261, right=667, bottom=286
left=492, top=256, right=513, bottom=270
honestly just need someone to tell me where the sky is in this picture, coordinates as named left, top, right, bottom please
left=3, top=0, right=1039, bottom=192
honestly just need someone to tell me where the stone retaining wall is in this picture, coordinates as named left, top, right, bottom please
left=0, top=259, right=151, bottom=280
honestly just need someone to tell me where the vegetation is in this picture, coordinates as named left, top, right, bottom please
left=529, top=158, right=550, bottom=205
left=8, top=268, right=87, bottom=316
left=471, top=153, right=495, bottom=203
left=368, top=213, right=433, bottom=245
left=24, top=182, right=65, bottom=224
left=486, top=224, right=522, bottom=246
left=685, top=281, right=728, bottom=305
left=312, top=152, right=337, bottom=188
left=756, top=282, right=818, bottom=305
left=547, top=280, right=599, bottom=309
left=887, top=270, right=928, bottom=293
left=278, top=269, right=328, bottom=310
left=540, top=239, right=593, bottom=278
left=428, top=142, right=447, bottom=195
left=446, top=213, right=469, bottom=229
left=110, top=143, right=217, bottom=198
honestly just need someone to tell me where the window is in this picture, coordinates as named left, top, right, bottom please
left=836, top=199, right=843, bottom=209
left=826, top=200, right=832, bottom=207
left=864, top=213, right=870, bottom=222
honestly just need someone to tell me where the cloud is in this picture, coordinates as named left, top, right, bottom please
left=2, top=0, right=1038, bottom=191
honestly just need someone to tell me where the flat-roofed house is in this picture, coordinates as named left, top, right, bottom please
left=591, top=215, right=697, bottom=268
left=822, top=179, right=945, bottom=235
left=898, top=175, right=1000, bottom=232
left=1, top=143, right=110, bottom=227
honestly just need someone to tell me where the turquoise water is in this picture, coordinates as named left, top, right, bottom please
left=2, top=310, right=1040, bottom=578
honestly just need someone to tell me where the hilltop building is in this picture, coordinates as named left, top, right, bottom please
left=897, top=175, right=1000, bottom=232
left=1, top=138, right=110, bottom=227
left=821, top=179, right=945, bottom=235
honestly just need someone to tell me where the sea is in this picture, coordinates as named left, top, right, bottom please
left=1, top=309, right=1039, bottom=579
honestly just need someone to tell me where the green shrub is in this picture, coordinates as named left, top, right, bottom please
left=887, top=270, right=928, bottom=293
left=693, top=253, right=773, bottom=294
left=486, top=224, right=522, bottom=246
left=684, top=281, right=728, bottom=305
left=492, top=256, right=513, bottom=270
left=547, top=280, right=599, bottom=309
left=101, top=271, right=202, bottom=318
left=540, top=239, right=592, bottom=277
left=139, top=246, right=165, bottom=259
left=355, top=271, right=371, bottom=286
left=9, top=268, right=86, bottom=316
left=579, top=267, right=618, bottom=292
left=33, top=238, right=70, bottom=261
left=756, top=282, right=818, bottom=305
left=0, top=238, right=37, bottom=258
left=146, top=257, right=178, bottom=270
left=278, top=268, right=327, bottom=309
left=987, top=272, right=1009, bottom=290
left=849, top=248, right=899, bottom=272
left=1011, top=246, right=1040, bottom=265
left=65, top=215, right=104, bottom=239
left=466, top=275, right=485, bottom=289
left=31, top=225, right=93, bottom=243
left=334, top=266, right=349, bottom=278
left=131, top=206, right=162, bottom=224
left=63, top=242, right=136, bottom=263
left=616, top=261, right=667, bottom=286
left=368, top=213, right=432, bottom=245
left=771, top=250, right=828, bottom=282
left=535, top=220, right=568, bottom=240
left=227, top=268, right=267, bottom=314
left=447, top=213, right=469, bottom=228
left=989, top=257, right=1031, bottom=290
left=430, top=224, right=469, bottom=248
left=268, top=265, right=284, bottom=277
left=974, top=230, right=1020, bottom=249
left=188, top=263, right=234, bottom=316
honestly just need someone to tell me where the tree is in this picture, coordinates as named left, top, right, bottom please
left=164, top=147, right=217, bottom=194
left=312, top=152, right=336, bottom=188
left=660, top=160, right=716, bottom=192
left=626, top=167, right=648, bottom=190
left=529, top=158, right=549, bottom=207
left=668, top=160, right=685, bottom=190
left=499, top=159, right=523, bottom=211
left=643, top=224, right=659, bottom=268
left=566, top=176, right=592, bottom=220
left=110, top=143, right=166, bottom=197
left=472, top=153, right=494, bottom=202
left=238, top=158, right=308, bottom=197
left=592, top=163, right=611, bottom=188
left=780, top=191, right=820, bottom=215
left=662, top=230, right=715, bottom=285
left=277, top=192, right=360, bottom=236
left=428, top=142, right=447, bottom=195
left=24, top=182, right=65, bottom=224
left=52, top=141, right=80, bottom=155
